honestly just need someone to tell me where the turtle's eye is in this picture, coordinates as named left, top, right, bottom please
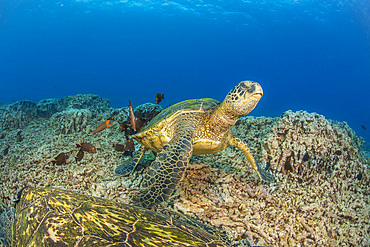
left=240, top=83, right=248, bottom=90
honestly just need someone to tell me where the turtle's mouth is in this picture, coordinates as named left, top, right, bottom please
left=244, top=91, right=263, bottom=102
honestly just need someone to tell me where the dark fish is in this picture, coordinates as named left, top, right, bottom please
left=119, top=121, right=130, bottom=132
left=53, top=152, right=69, bottom=165
left=361, top=125, right=366, bottom=130
left=16, top=130, right=22, bottom=142
left=119, top=120, right=135, bottom=138
left=92, top=119, right=114, bottom=135
left=113, top=144, right=125, bottom=152
left=75, top=149, right=84, bottom=162
left=124, top=139, right=135, bottom=157
left=135, top=118, right=145, bottom=132
left=3, top=145, right=9, bottom=156
left=134, top=108, right=161, bottom=126
left=128, top=100, right=136, bottom=131
left=155, top=93, right=164, bottom=104
left=77, top=143, right=96, bottom=153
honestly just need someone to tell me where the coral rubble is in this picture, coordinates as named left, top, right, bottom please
left=0, top=96, right=369, bottom=247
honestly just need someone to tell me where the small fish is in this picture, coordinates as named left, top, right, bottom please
left=361, top=125, right=366, bottom=130
left=135, top=118, right=145, bottom=132
left=124, top=139, right=135, bottom=157
left=75, top=149, right=84, bottom=162
left=3, top=145, right=9, bottom=156
left=155, top=93, right=164, bottom=104
left=16, top=130, right=22, bottom=142
left=119, top=121, right=130, bottom=132
left=113, top=144, right=125, bottom=152
left=92, top=118, right=114, bottom=135
left=128, top=100, right=136, bottom=131
left=53, top=152, right=69, bottom=165
left=77, top=143, right=96, bottom=153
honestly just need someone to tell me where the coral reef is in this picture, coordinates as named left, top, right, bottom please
left=36, top=98, right=61, bottom=118
left=58, top=94, right=111, bottom=114
left=0, top=94, right=111, bottom=131
left=261, top=111, right=364, bottom=179
left=135, top=102, right=162, bottom=113
left=0, top=101, right=38, bottom=130
left=0, top=106, right=369, bottom=246
left=50, top=109, right=92, bottom=134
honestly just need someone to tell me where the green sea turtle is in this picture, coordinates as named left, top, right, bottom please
left=116, top=81, right=274, bottom=208
left=0, top=187, right=229, bottom=246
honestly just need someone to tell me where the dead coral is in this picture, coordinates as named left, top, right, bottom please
left=261, top=110, right=365, bottom=182
left=50, top=109, right=92, bottom=134
left=0, top=100, right=38, bottom=130
left=58, top=94, right=111, bottom=114
left=0, top=109, right=369, bottom=246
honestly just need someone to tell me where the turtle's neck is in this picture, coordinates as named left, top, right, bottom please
left=208, top=102, right=239, bottom=135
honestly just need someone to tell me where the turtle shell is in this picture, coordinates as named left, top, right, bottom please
left=12, top=187, right=228, bottom=246
left=136, top=98, right=219, bottom=136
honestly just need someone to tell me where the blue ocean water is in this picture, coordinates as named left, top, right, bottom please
left=0, top=0, right=369, bottom=142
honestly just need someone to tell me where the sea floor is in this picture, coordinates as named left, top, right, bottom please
left=0, top=96, right=369, bottom=246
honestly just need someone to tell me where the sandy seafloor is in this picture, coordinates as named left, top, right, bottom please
left=0, top=94, right=369, bottom=246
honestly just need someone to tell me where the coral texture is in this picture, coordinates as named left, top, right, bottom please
left=50, top=109, right=92, bottom=134
left=59, top=94, right=111, bottom=114
left=135, top=102, right=162, bottom=113
left=0, top=94, right=110, bottom=131
left=0, top=107, right=369, bottom=246
left=0, top=101, right=38, bottom=130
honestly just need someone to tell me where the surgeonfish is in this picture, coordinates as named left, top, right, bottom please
left=135, top=118, right=145, bottom=132
left=92, top=118, right=114, bottom=135
left=124, top=139, right=135, bottom=157
left=77, top=143, right=96, bottom=153
left=155, top=93, right=164, bottom=104
left=75, top=149, right=84, bottom=162
left=119, top=121, right=130, bottom=132
left=113, top=144, right=125, bottom=152
left=53, top=152, right=69, bottom=165
left=128, top=100, right=136, bottom=131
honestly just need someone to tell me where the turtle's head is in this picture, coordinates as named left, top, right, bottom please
left=223, top=81, right=263, bottom=117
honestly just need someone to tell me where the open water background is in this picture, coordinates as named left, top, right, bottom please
left=0, top=0, right=369, bottom=142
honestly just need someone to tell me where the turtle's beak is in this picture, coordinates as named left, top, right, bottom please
left=242, top=81, right=263, bottom=100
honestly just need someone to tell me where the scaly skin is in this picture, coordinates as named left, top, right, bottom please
left=3, top=187, right=229, bottom=246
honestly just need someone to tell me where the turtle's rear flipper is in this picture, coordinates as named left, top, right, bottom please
left=230, top=136, right=274, bottom=182
left=115, top=146, right=147, bottom=176
left=133, top=120, right=195, bottom=208
left=257, top=164, right=275, bottom=182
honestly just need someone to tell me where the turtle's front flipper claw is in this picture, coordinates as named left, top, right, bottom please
left=257, top=164, right=275, bottom=182
left=115, top=146, right=147, bottom=176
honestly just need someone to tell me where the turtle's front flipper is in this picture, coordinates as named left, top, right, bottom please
left=115, top=146, right=147, bottom=176
left=230, top=136, right=274, bottom=182
left=133, top=121, right=195, bottom=208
